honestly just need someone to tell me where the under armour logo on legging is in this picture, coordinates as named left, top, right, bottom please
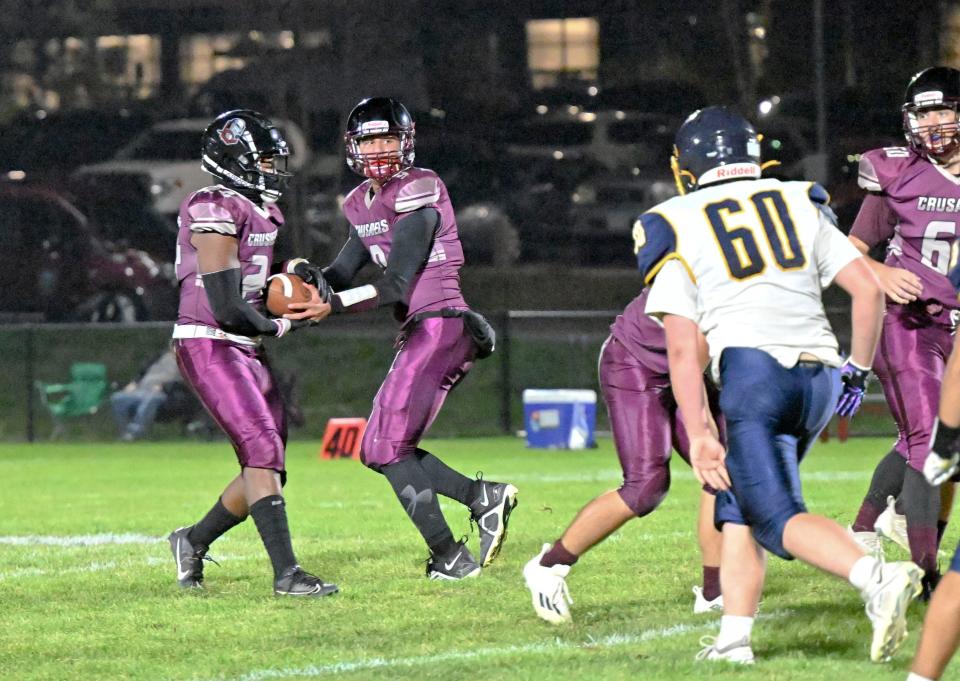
left=400, top=485, right=433, bottom=518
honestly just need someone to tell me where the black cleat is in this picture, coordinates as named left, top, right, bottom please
left=274, top=565, right=339, bottom=597
left=168, top=526, right=207, bottom=589
left=426, top=540, right=481, bottom=580
left=920, top=569, right=942, bottom=602
left=469, top=479, right=519, bottom=567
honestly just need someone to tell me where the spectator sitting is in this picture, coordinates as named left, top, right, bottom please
left=110, top=348, right=182, bottom=442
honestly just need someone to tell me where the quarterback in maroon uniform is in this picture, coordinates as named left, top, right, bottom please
left=288, top=98, right=516, bottom=579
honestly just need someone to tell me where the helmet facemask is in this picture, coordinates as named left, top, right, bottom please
left=903, top=101, right=960, bottom=159
left=345, top=128, right=415, bottom=182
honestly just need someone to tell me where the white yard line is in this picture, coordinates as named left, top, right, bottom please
left=197, top=611, right=789, bottom=681
left=508, top=470, right=870, bottom=484
left=0, top=533, right=162, bottom=546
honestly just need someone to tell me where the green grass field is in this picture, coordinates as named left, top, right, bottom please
left=0, top=436, right=951, bottom=681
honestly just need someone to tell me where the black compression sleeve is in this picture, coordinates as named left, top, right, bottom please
left=202, top=268, right=282, bottom=336
left=323, top=230, right=370, bottom=291
left=369, top=208, right=437, bottom=306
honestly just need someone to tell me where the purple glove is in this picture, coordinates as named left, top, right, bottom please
left=836, top=360, right=870, bottom=418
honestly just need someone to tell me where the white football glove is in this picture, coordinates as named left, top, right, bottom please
left=924, top=449, right=960, bottom=486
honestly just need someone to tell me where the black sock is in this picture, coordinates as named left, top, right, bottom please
left=902, top=467, right=941, bottom=576
left=853, top=449, right=906, bottom=531
left=938, top=519, right=949, bottom=545
left=415, top=448, right=478, bottom=505
left=187, top=497, right=246, bottom=552
left=865, top=449, right=907, bottom=507
left=249, top=495, right=298, bottom=579
left=382, top=458, right=456, bottom=556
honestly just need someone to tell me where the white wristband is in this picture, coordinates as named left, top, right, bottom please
left=273, top=318, right=292, bottom=337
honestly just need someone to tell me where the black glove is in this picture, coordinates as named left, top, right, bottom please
left=293, top=261, right=333, bottom=304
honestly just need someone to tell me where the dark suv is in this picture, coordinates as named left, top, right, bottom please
left=0, top=183, right=177, bottom=322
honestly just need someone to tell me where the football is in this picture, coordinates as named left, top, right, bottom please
left=265, top=273, right=312, bottom=316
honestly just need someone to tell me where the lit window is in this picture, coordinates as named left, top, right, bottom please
left=526, top=18, right=599, bottom=90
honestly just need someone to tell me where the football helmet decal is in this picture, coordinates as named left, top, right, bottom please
left=201, top=109, right=292, bottom=202
left=671, top=106, right=762, bottom=194
left=344, top=97, right=415, bottom=182
left=902, top=66, right=960, bottom=158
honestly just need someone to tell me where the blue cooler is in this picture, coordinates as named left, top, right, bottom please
left=523, top=389, right=597, bottom=449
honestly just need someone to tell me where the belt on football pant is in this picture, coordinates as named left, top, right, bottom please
left=172, top=324, right=259, bottom=346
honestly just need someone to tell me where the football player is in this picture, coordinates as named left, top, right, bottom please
left=286, top=97, right=517, bottom=579
left=522, top=290, right=725, bottom=624
left=906, top=324, right=960, bottom=680
left=168, top=110, right=338, bottom=597
left=847, top=67, right=960, bottom=599
left=641, top=107, right=922, bottom=664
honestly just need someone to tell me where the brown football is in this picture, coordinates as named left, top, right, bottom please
left=266, top=273, right=312, bottom=316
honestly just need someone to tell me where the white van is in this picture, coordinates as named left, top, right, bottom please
left=72, top=117, right=310, bottom=218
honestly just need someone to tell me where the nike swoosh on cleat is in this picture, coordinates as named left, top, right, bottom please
left=479, top=486, right=489, bottom=507
left=444, top=552, right=463, bottom=571
left=175, top=537, right=192, bottom=581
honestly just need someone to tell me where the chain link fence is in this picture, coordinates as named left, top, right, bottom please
left=0, top=308, right=897, bottom=443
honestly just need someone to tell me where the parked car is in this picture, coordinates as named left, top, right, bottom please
left=71, top=116, right=310, bottom=220
left=0, top=183, right=177, bottom=322
left=568, top=173, right=676, bottom=266
left=502, top=109, right=676, bottom=173
left=0, top=109, right=152, bottom=185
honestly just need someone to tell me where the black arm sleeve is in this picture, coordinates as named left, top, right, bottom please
left=201, top=268, right=281, bottom=336
left=370, top=208, right=438, bottom=306
left=323, top=229, right=371, bottom=291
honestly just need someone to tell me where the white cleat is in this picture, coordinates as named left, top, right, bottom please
left=862, top=560, right=924, bottom=663
left=848, top=525, right=884, bottom=558
left=692, top=585, right=724, bottom=614
left=874, top=495, right=910, bottom=553
left=523, top=544, right=573, bottom=624
left=694, top=636, right=755, bottom=664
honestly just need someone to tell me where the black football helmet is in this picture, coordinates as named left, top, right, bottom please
left=344, top=97, right=415, bottom=182
left=671, top=106, right=762, bottom=194
left=201, top=109, right=292, bottom=202
left=902, top=67, right=960, bottom=158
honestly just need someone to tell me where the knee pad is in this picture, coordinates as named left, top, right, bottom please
left=617, top=479, right=668, bottom=518
left=237, top=428, right=285, bottom=472
left=360, top=429, right=415, bottom=472
left=749, top=512, right=797, bottom=560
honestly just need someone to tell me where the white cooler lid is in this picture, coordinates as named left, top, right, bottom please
left=522, top=389, right=597, bottom=404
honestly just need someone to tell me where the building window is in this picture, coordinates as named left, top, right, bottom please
left=526, top=18, right=599, bottom=90
left=96, top=35, right=161, bottom=99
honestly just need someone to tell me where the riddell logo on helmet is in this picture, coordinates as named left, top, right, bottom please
left=716, top=165, right=756, bottom=178
left=219, top=119, right=246, bottom=145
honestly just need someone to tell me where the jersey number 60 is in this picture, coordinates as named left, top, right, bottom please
left=705, top=190, right=806, bottom=280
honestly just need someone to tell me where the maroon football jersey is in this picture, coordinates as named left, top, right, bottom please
left=175, top=185, right=283, bottom=329
left=609, top=289, right=669, bottom=374
left=341, top=167, right=467, bottom=321
left=853, top=146, right=960, bottom=315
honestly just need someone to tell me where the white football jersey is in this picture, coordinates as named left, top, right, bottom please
left=639, top=177, right=861, bottom=373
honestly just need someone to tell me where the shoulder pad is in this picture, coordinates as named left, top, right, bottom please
left=633, top=212, right=679, bottom=284
left=186, top=188, right=239, bottom=236
left=387, top=168, right=442, bottom=213
left=858, top=147, right=911, bottom=192
left=343, top=181, right=371, bottom=209
left=807, top=182, right=838, bottom=226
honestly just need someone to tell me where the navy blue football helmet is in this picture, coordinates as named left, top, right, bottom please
left=671, top=106, right=762, bottom=194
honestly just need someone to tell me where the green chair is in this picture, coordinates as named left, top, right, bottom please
left=35, top=362, right=109, bottom=439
